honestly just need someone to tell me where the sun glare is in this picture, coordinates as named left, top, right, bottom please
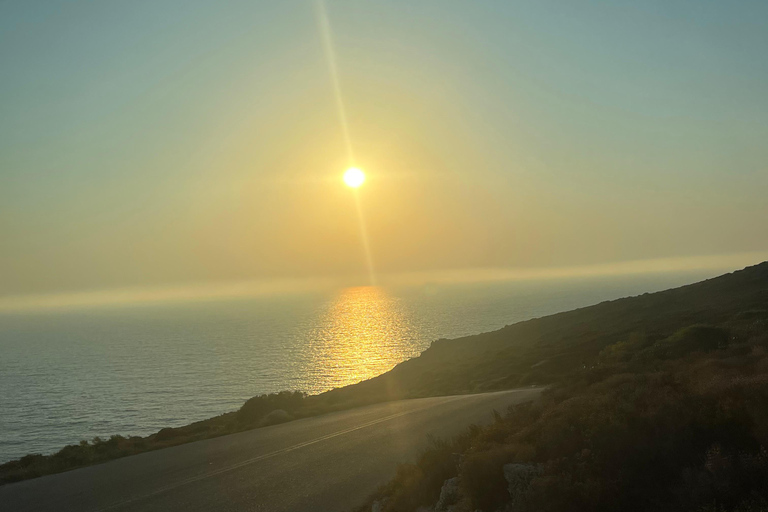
left=343, top=167, right=365, bottom=188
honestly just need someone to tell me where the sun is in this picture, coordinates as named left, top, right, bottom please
left=343, top=167, right=365, bottom=188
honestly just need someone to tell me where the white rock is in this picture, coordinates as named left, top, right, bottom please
left=435, top=477, right=461, bottom=512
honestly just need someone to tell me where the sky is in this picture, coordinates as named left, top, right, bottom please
left=1, top=0, right=767, bottom=304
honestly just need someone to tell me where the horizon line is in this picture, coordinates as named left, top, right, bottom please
left=1, top=251, right=766, bottom=313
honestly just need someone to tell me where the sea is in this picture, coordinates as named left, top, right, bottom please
left=0, top=270, right=720, bottom=463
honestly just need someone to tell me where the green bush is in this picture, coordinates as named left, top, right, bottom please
left=651, top=325, right=730, bottom=359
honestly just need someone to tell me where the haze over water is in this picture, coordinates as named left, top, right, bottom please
left=0, top=270, right=718, bottom=463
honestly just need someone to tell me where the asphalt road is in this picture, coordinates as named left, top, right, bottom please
left=0, top=388, right=541, bottom=512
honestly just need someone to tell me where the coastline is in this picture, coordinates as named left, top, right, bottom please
left=2, top=262, right=767, bottom=485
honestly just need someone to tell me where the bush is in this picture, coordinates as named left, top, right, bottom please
left=652, top=325, right=730, bottom=359
left=459, top=448, right=513, bottom=510
left=258, top=409, right=292, bottom=427
left=237, top=391, right=306, bottom=426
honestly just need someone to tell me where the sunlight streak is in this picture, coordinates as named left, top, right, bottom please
left=316, top=0, right=355, bottom=166
left=316, top=1, right=377, bottom=286
left=353, top=189, right=377, bottom=286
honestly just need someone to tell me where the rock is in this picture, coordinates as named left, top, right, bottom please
left=371, top=500, right=383, bottom=512
left=435, top=477, right=461, bottom=512
left=503, top=463, right=541, bottom=501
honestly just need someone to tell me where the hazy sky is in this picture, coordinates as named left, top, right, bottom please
left=2, top=0, right=767, bottom=299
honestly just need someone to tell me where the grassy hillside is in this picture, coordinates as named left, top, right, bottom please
left=3, top=262, right=767, bottom=485
left=354, top=262, right=768, bottom=512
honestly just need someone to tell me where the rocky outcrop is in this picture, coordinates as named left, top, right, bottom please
left=435, top=476, right=461, bottom=511
left=503, top=463, right=542, bottom=503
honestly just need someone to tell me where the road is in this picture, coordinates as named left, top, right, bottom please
left=0, top=388, right=541, bottom=512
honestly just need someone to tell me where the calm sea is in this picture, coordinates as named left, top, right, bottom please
left=0, top=271, right=718, bottom=462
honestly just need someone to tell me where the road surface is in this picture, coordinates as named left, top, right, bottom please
left=1, top=388, right=541, bottom=512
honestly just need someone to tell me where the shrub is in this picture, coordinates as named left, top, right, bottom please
left=652, top=325, right=730, bottom=359
left=237, top=391, right=306, bottom=426
left=258, top=409, right=292, bottom=427
left=459, top=448, right=513, bottom=510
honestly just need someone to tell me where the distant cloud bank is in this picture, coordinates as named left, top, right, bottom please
left=1, top=251, right=766, bottom=313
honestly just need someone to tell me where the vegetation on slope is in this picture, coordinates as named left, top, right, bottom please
left=353, top=278, right=768, bottom=511
left=2, top=262, right=767, bottom=487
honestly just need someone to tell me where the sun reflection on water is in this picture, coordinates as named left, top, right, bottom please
left=302, top=286, right=420, bottom=393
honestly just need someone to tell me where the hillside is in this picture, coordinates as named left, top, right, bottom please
left=354, top=263, right=768, bottom=512
left=319, top=261, right=768, bottom=404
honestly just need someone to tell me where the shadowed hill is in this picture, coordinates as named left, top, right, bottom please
left=315, top=261, right=768, bottom=405
left=354, top=263, right=768, bottom=512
